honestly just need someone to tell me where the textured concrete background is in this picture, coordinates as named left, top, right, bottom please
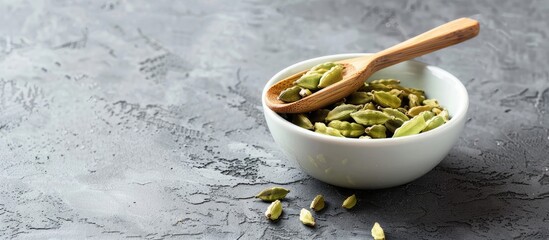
left=0, top=0, right=548, bottom=239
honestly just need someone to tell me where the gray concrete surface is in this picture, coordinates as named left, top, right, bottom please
left=0, top=0, right=548, bottom=239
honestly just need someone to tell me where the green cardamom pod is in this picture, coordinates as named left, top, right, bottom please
left=362, top=102, right=376, bottom=110
left=407, top=87, right=425, bottom=98
left=255, top=187, right=290, bottom=202
left=423, top=116, right=445, bottom=132
left=310, top=62, right=337, bottom=72
left=422, top=99, right=440, bottom=107
left=408, top=94, right=420, bottom=108
left=299, top=88, right=312, bottom=98
left=389, top=89, right=403, bottom=97
left=365, top=124, right=387, bottom=138
left=373, top=91, right=401, bottom=108
left=312, top=69, right=328, bottom=74
left=291, top=114, right=314, bottom=130
left=394, top=85, right=426, bottom=100
left=371, top=222, right=385, bottom=240
left=314, top=122, right=344, bottom=137
left=422, top=111, right=436, bottom=121
left=393, top=113, right=428, bottom=138
left=347, top=92, right=373, bottom=105
left=328, top=120, right=365, bottom=138
left=310, top=195, right=325, bottom=212
left=431, top=107, right=442, bottom=115
left=365, top=83, right=393, bottom=92
left=359, top=135, right=372, bottom=139
left=370, top=79, right=401, bottom=85
left=299, top=208, right=316, bottom=227
left=295, top=73, right=322, bottom=90
left=382, top=108, right=409, bottom=121
left=265, top=200, right=283, bottom=221
left=384, top=118, right=404, bottom=133
left=350, top=110, right=391, bottom=125
left=318, top=64, right=343, bottom=88
left=309, top=109, right=330, bottom=123
left=408, top=105, right=433, bottom=117
left=326, top=104, right=360, bottom=121
left=342, top=194, right=357, bottom=209
left=278, top=86, right=302, bottom=103
left=438, top=109, right=450, bottom=122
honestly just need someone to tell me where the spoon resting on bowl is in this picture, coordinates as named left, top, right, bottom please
left=265, top=17, right=479, bottom=113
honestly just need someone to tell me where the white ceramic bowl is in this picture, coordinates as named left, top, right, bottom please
left=262, top=53, right=468, bottom=189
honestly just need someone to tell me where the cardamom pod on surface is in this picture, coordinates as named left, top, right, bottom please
left=255, top=187, right=290, bottom=202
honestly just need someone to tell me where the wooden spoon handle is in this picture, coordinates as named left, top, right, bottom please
left=371, top=18, right=479, bottom=71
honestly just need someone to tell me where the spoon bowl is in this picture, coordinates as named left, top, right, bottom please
left=265, top=55, right=376, bottom=113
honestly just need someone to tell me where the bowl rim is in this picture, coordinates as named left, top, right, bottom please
left=262, top=53, right=469, bottom=146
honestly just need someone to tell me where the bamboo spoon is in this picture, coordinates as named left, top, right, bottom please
left=266, top=18, right=479, bottom=113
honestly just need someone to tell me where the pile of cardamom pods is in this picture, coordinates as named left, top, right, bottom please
left=256, top=186, right=385, bottom=239
left=279, top=62, right=450, bottom=138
